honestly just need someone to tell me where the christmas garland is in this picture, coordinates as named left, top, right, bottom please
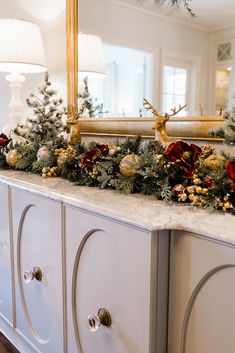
left=0, top=73, right=235, bottom=214
left=0, top=134, right=235, bottom=214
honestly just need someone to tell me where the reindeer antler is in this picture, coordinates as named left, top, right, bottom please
left=167, top=104, right=187, bottom=117
left=143, top=98, right=160, bottom=117
left=144, top=98, right=186, bottom=118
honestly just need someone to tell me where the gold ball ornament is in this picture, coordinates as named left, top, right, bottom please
left=119, top=154, right=142, bottom=177
left=6, top=150, right=20, bottom=167
left=202, top=153, right=226, bottom=171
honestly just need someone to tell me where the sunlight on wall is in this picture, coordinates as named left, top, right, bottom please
left=16, top=0, right=65, bottom=21
left=79, top=43, right=153, bottom=117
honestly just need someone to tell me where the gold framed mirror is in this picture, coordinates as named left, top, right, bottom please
left=66, top=0, right=224, bottom=141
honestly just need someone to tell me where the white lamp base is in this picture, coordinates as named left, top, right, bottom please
left=4, top=73, right=25, bottom=134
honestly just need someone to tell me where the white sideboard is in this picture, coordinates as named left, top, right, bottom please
left=0, top=170, right=235, bottom=353
left=0, top=174, right=169, bottom=353
left=11, top=189, right=64, bottom=353
left=0, top=184, right=13, bottom=327
left=65, top=206, right=168, bottom=353
left=168, top=231, right=235, bottom=353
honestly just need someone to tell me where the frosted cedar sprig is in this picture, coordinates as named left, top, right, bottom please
left=147, top=0, right=196, bottom=17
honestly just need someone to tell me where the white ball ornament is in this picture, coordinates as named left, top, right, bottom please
left=37, top=146, right=51, bottom=162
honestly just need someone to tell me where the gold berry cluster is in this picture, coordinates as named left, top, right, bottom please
left=177, top=171, right=209, bottom=206
left=187, top=172, right=209, bottom=206
left=54, top=146, right=76, bottom=158
left=42, top=166, right=59, bottom=178
left=214, top=195, right=233, bottom=212
left=88, top=169, right=98, bottom=179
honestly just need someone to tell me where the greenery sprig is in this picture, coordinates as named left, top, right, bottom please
left=144, top=0, right=196, bottom=17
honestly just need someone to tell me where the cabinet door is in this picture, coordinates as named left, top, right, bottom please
left=0, top=184, right=13, bottom=325
left=65, top=206, right=157, bottom=353
left=11, top=189, right=64, bottom=353
left=168, top=231, right=235, bottom=353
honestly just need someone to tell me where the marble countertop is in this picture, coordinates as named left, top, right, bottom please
left=0, top=170, right=234, bottom=246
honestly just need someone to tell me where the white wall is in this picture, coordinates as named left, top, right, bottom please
left=79, top=0, right=212, bottom=115
left=0, top=0, right=66, bottom=130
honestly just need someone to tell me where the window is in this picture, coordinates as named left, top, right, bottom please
left=160, top=49, right=200, bottom=116
left=162, top=65, right=188, bottom=116
left=80, top=43, right=153, bottom=117
left=215, top=67, right=231, bottom=112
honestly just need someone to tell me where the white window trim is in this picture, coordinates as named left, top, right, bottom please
left=160, top=48, right=201, bottom=116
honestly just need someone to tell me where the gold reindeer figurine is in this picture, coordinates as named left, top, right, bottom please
left=67, top=109, right=81, bottom=145
left=143, top=98, right=187, bottom=144
left=66, top=101, right=88, bottom=145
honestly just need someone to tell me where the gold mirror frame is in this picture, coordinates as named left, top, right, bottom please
left=66, top=0, right=223, bottom=141
left=66, top=0, right=78, bottom=119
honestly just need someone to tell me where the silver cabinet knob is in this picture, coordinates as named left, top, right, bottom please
left=87, top=308, right=112, bottom=332
left=23, top=266, right=43, bottom=283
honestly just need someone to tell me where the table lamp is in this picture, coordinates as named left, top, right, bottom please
left=0, top=19, right=47, bottom=131
left=78, top=33, right=106, bottom=79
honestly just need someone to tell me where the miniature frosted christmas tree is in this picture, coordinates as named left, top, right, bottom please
left=211, top=108, right=235, bottom=145
left=15, top=72, right=66, bottom=145
left=78, top=77, right=107, bottom=117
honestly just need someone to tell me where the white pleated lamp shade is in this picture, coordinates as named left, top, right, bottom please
left=78, top=33, right=106, bottom=78
left=0, top=19, right=47, bottom=73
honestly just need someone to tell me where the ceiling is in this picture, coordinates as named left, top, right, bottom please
left=111, top=0, right=235, bottom=32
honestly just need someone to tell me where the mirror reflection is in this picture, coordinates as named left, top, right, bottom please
left=78, top=0, right=235, bottom=118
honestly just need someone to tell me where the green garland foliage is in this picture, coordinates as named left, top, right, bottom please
left=31, top=155, right=57, bottom=174
left=0, top=150, right=7, bottom=168
left=110, top=177, right=135, bottom=194
left=14, top=143, right=37, bottom=170
left=119, top=135, right=142, bottom=155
